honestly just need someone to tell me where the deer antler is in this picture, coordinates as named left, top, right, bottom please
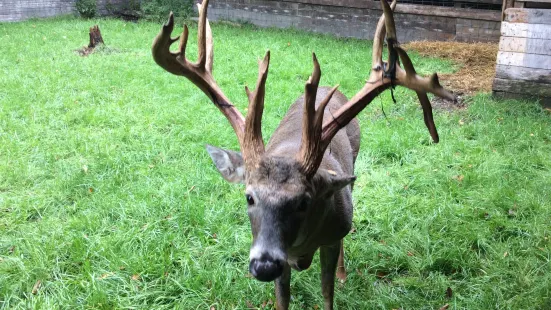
left=152, top=0, right=269, bottom=171
left=297, top=53, right=339, bottom=176
left=243, top=52, right=270, bottom=170
left=298, top=0, right=455, bottom=177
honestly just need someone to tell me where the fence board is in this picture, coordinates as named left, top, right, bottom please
left=495, top=64, right=551, bottom=83
left=496, top=51, right=551, bottom=69
left=493, top=78, right=551, bottom=97
left=501, top=22, right=551, bottom=39
left=504, top=8, right=551, bottom=24
left=499, top=36, right=551, bottom=55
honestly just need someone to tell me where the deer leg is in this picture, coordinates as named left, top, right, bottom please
left=320, top=242, right=340, bottom=310
left=275, top=262, right=291, bottom=310
left=336, top=239, right=346, bottom=281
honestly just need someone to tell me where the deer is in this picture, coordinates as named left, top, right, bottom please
left=151, top=0, right=454, bottom=309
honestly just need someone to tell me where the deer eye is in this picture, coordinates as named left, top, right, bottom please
left=297, top=198, right=310, bottom=212
left=245, top=194, right=255, bottom=206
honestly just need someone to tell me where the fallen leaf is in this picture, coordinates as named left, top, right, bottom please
left=245, top=300, right=255, bottom=309
left=98, top=272, right=113, bottom=280
left=407, top=251, right=414, bottom=256
left=287, top=42, right=291, bottom=46
left=454, top=175, right=464, bottom=182
left=376, top=270, right=388, bottom=279
left=88, top=187, right=94, bottom=193
left=439, top=304, right=450, bottom=310
left=32, top=280, right=41, bottom=294
left=446, top=286, right=453, bottom=298
left=131, top=274, right=140, bottom=281
left=313, top=305, right=320, bottom=310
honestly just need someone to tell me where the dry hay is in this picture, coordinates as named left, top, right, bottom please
left=402, top=41, right=498, bottom=95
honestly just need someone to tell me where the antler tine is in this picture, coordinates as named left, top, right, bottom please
left=393, top=46, right=455, bottom=143
left=152, top=0, right=246, bottom=144
left=298, top=54, right=339, bottom=177
left=196, top=0, right=213, bottom=72
left=381, top=0, right=399, bottom=80
left=394, top=47, right=455, bottom=101
left=243, top=51, right=271, bottom=170
left=370, top=0, right=397, bottom=82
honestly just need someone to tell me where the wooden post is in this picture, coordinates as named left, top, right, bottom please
left=502, top=0, right=516, bottom=20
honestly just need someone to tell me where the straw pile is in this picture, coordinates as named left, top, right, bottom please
left=402, top=41, right=498, bottom=94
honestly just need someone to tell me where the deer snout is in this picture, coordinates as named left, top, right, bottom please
left=249, top=253, right=284, bottom=282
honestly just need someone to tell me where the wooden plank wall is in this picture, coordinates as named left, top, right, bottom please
left=493, top=8, right=551, bottom=105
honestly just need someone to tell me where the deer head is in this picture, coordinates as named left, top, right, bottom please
left=152, top=0, right=454, bottom=286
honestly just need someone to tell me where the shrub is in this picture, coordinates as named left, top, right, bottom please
left=76, top=0, right=97, bottom=18
left=140, top=0, right=195, bottom=22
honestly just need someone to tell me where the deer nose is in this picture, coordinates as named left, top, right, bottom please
left=249, top=253, right=284, bottom=282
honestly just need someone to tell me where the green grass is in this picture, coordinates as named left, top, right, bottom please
left=1, top=16, right=550, bottom=309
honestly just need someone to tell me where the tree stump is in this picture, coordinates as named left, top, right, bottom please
left=88, top=25, right=104, bottom=48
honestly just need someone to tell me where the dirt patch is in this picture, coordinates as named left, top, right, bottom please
left=76, top=46, right=95, bottom=56
left=430, top=92, right=467, bottom=111
left=75, top=45, right=121, bottom=57
left=402, top=41, right=498, bottom=95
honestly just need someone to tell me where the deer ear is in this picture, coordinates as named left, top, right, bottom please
left=313, top=169, right=356, bottom=197
left=205, top=145, right=245, bottom=184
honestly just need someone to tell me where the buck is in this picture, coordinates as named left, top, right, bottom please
left=152, top=0, right=454, bottom=308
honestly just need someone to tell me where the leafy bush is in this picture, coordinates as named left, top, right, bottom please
left=140, top=0, right=195, bottom=22
left=76, top=0, right=97, bottom=18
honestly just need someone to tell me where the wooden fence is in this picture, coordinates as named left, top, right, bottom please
left=493, top=6, right=551, bottom=105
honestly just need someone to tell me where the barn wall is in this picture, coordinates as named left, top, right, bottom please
left=205, top=0, right=502, bottom=42
left=0, top=0, right=125, bottom=22
left=492, top=8, right=551, bottom=105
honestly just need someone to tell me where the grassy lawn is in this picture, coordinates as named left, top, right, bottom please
left=1, top=16, right=550, bottom=310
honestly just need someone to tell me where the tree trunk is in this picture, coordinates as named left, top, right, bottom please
left=88, top=25, right=104, bottom=48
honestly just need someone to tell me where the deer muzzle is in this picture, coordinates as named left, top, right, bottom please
left=249, top=252, right=285, bottom=282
